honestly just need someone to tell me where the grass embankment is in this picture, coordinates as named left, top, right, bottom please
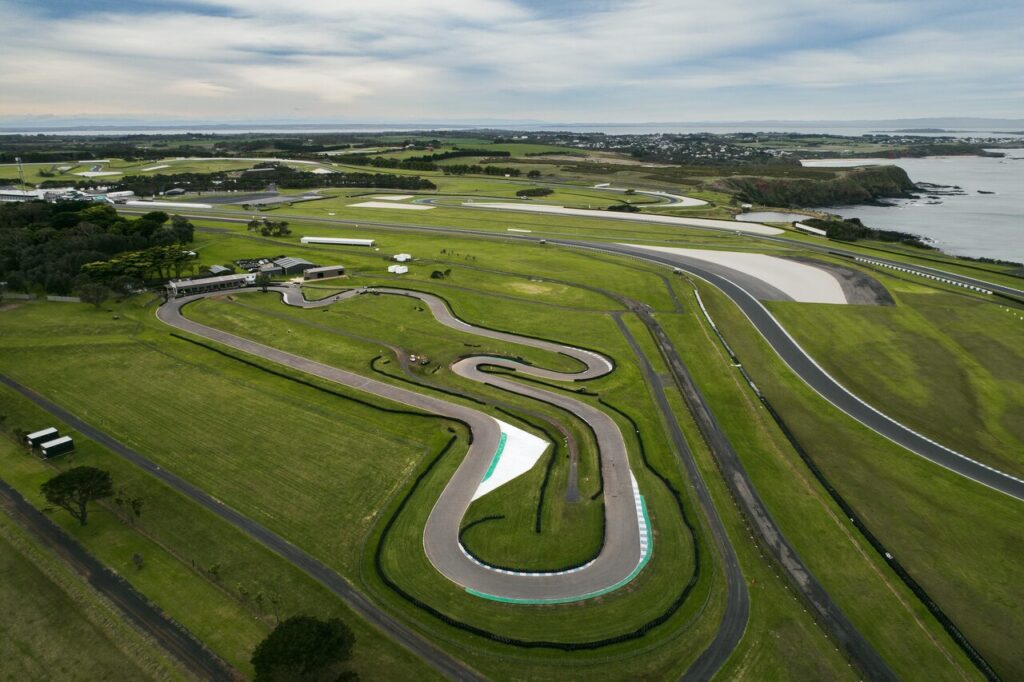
left=768, top=280, right=1024, bottom=476
left=685, top=275, right=1017, bottom=678
left=0, top=300, right=444, bottom=680
left=0, top=505, right=181, bottom=681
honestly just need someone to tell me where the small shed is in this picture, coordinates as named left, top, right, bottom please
left=40, top=436, right=74, bottom=458
left=26, top=427, right=59, bottom=447
left=273, top=256, right=317, bottom=275
left=392, top=253, right=412, bottom=262
left=303, top=265, right=346, bottom=281
left=207, top=264, right=231, bottom=276
left=387, top=265, right=409, bottom=275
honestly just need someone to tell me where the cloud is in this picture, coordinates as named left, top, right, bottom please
left=0, top=0, right=1021, bottom=121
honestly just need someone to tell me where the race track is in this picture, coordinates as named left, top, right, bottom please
left=159, top=286, right=650, bottom=602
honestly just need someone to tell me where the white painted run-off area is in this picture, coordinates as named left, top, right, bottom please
left=622, top=244, right=849, bottom=304
left=472, top=419, right=550, bottom=500
left=467, top=202, right=783, bottom=235
left=350, top=201, right=433, bottom=210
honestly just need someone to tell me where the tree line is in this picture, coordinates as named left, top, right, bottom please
left=0, top=201, right=196, bottom=294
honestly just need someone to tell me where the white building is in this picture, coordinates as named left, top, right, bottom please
left=387, top=265, right=408, bottom=275
left=300, top=236, right=376, bottom=247
left=392, top=253, right=412, bottom=262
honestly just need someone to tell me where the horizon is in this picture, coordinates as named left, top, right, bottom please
left=2, top=1, right=1022, bottom=123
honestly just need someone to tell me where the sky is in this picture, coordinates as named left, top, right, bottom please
left=1, top=0, right=1022, bottom=124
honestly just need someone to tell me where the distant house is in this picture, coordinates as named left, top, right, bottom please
left=387, top=264, right=408, bottom=275
left=303, top=265, right=346, bottom=281
left=273, top=256, right=317, bottom=275
left=392, top=253, right=412, bottom=262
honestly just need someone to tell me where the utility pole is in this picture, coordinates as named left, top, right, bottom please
left=15, top=157, right=24, bottom=185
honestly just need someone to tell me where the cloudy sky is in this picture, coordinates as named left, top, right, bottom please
left=1, top=0, right=1021, bottom=123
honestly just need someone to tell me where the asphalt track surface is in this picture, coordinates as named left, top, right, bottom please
left=0, top=471, right=235, bottom=681
left=132, top=202, right=1024, bottom=500
left=589, top=242, right=1024, bottom=501
left=0, top=375, right=484, bottom=682
left=161, top=286, right=647, bottom=602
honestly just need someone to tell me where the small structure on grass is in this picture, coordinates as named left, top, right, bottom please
left=206, top=264, right=231, bottom=276
left=40, top=436, right=74, bottom=458
left=303, top=265, right=346, bottom=281
left=392, top=253, right=412, bottom=262
left=26, top=427, right=59, bottom=447
left=301, top=236, right=376, bottom=247
left=387, top=264, right=408, bottom=275
left=273, top=256, right=316, bottom=276
left=166, top=273, right=256, bottom=298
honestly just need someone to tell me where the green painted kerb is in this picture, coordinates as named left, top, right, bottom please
left=481, top=432, right=508, bottom=483
left=465, top=495, right=652, bottom=605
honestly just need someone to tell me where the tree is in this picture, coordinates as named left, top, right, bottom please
left=527, top=169, right=542, bottom=178
left=255, top=273, right=272, bottom=292
left=78, top=282, right=112, bottom=309
left=251, top=615, right=356, bottom=682
left=41, top=466, right=114, bottom=526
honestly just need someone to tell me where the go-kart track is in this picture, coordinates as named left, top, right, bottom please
left=158, top=286, right=651, bottom=603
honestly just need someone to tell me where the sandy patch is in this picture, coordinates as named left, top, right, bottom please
left=472, top=420, right=550, bottom=500
left=508, top=281, right=561, bottom=296
left=468, top=202, right=783, bottom=235
left=75, top=171, right=122, bottom=177
left=372, top=194, right=413, bottom=201
left=621, top=244, right=848, bottom=303
left=311, top=167, right=335, bottom=174
left=141, top=164, right=170, bottom=171
left=350, top=201, right=433, bottom=210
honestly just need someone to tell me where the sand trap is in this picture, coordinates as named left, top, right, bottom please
left=472, top=420, right=550, bottom=500
left=125, top=200, right=213, bottom=209
left=372, top=194, right=413, bottom=201
left=468, top=202, right=783, bottom=235
left=311, top=168, right=335, bottom=174
left=141, top=164, right=170, bottom=172
left=350, top=201, right=433, bottom=210
left=621, top=244, right=848, bottom=304
left=75, top=171, right=122, bottom=177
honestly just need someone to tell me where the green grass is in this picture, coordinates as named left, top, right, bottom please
left=0, top=506, right=181, bottom=681
left=685, top=275, right=1012, bottom=678
left=767, top=280, right=1024, bottom=476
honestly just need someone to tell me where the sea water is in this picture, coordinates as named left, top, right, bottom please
left=804, top=150, right=1024, bottom=263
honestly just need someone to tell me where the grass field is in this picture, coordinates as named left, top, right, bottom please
left=4, top=164, right=1018, bottom=679
left=0, top=506, right=181, bottom=681
left=686, top=275, right=1019, bottom=678
left=768, top=279, right=1024, bottom=476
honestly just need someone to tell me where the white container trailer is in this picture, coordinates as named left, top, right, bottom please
left=301, top=236, right=376, bottom=247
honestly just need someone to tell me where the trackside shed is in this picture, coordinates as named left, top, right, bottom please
left=40, top=436, right=74, bottom=458
left=301, top=237, right=376, bottom=247
left=166, top=273, right=256, bottom=298
left=26, top=427, right=59, bottom=447
left=303, top=265, right=346, bottom=280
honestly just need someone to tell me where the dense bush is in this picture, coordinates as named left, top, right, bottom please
left=0, top=201, right=195, bottom=293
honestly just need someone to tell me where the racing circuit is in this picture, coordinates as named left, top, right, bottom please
left=158, top=286, right=650, bottom=603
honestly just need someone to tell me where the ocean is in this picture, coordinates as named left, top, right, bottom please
left=803, top=150, right=1024, bottom=263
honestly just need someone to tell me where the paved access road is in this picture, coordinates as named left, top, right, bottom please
left=162, top=286, right=648, bottom=602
